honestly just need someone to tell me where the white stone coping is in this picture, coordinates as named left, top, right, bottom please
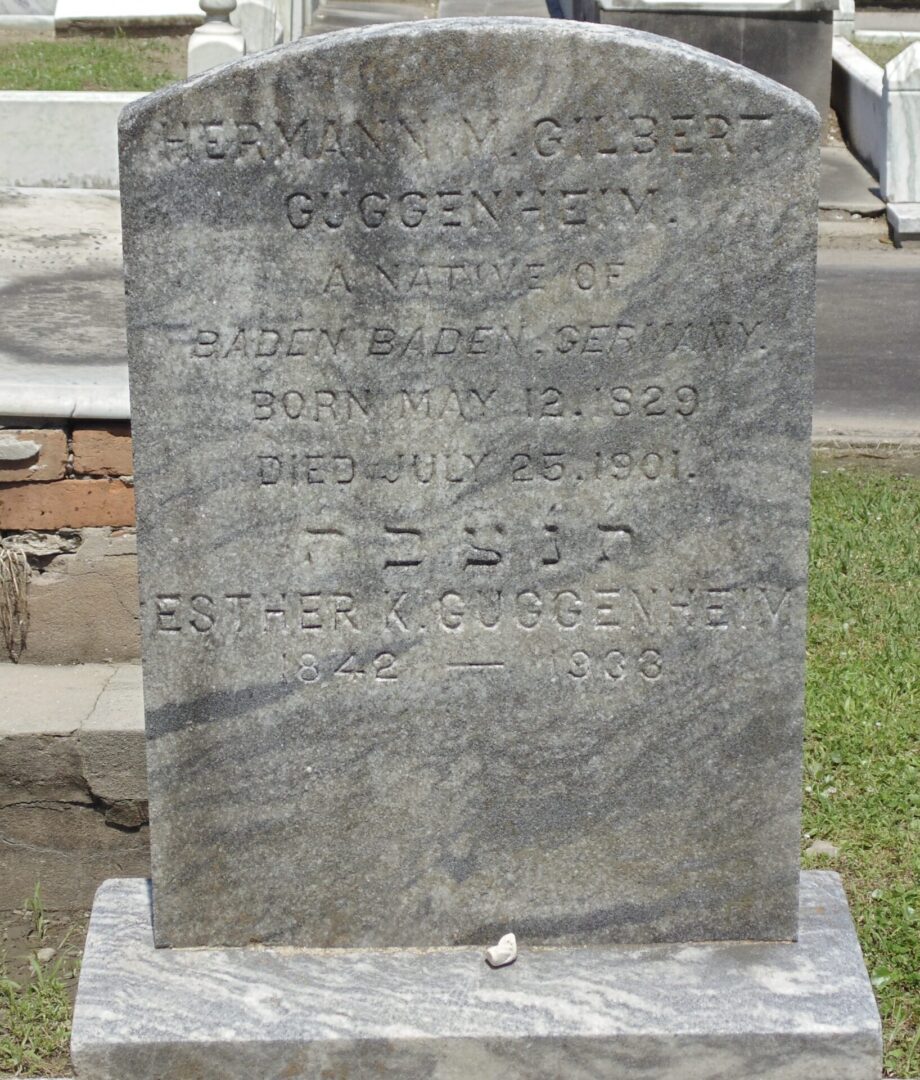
left=596, top=0, right=836, bottom=13
left=0, top=184, right=129, bottom=419
left=54, top=0, right=204, bottom=28
left=0, top=662, right=143, bottom=736
left=833, top=37, right=883, bottom=95
left=832, top=37, right=920, bottom=211
left=886, top=39, right=920, bottom=89
left=887, top=203, right=920, bottom=246
left=0, top=370, right=130, bottom=420
left=832, top=37, right=884, bottom=180
left=0, top=14, right=55, bottom=28
left=0, top=91, right=143, bottom=190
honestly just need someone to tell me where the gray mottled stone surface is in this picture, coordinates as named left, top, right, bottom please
left=119, top=19, right=819, bottom=949
left=71, top=872, right=882, bottom=1080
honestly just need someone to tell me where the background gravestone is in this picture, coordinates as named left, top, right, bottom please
left=119, top=18, right=818, bottom=950
left=0, top=2, right=55, bottom=13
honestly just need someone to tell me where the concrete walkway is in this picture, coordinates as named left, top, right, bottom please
left=0, top=187, right=127, bottom=418
left=303, top=0, right=435, bottom=34
left=819, top=146, right=884, bottom=216
left=0, top=187, right=918, bottom=440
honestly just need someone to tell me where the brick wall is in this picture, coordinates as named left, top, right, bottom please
left=0, top=422, right=140, bottom=663
left=0, top=423, right=135, bottom=529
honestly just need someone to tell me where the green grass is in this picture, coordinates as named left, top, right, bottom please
left=0, top=887, right=79, bottom=1077
left=805, top=463, right=920, bottom=1078
left=0, top=955, right=75, bottom=1077
left=0, top=34, right=186, bottom=92
left=0, top=464, right=916, bottom=1077
left=22, top=887, right=47, bottom=945
left=853, top=37, right=913, bottom=67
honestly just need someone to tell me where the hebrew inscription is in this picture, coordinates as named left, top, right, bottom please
left=120, top=21, right=818, bottom=950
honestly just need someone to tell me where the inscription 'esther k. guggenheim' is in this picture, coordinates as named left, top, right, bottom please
left=119, top=21, right=818, bottom=950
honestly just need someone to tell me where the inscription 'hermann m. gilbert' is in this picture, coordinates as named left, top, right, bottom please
left=154, top=111, right=774, bottom=163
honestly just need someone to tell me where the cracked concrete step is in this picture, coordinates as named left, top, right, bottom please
left=0, top=663, right=148, bottom=911
left=1, top=661, right=142, bottom=736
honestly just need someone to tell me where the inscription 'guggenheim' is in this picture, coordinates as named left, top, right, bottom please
left=284, top=186, right=662, bottom=230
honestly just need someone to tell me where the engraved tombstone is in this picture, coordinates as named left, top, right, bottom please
left=71, top=20, right=884, bottom=1080
left=121, top=19, right=818, bottom=950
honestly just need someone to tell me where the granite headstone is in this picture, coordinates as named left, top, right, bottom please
left=119, top=18, right=819, bottom=950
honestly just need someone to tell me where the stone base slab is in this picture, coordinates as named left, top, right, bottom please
left=71, top=872, right=880, bottom=1079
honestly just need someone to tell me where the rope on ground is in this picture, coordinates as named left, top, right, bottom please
left=0, top=547, right=29, bottom=663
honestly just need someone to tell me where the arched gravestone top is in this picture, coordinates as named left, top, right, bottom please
left=119, top=19, right=819, bottom=950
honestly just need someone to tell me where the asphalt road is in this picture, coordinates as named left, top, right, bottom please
left=815, top=249, right=920, bottom=440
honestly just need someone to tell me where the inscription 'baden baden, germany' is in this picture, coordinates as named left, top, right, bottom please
left=121, top=21, right=817, bottom=949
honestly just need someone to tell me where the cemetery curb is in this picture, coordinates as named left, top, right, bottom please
left=0, top=662, right=148, bottom=912
left=831, top=37, right=920, bottom=246
left=812, top=435, right=920, bottom=450
left=0, top=92, right=142, bottom=189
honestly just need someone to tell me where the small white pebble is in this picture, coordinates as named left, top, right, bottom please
left=36, top=947, right=56, bottom=964
left=485, top=932, right=517, bottom=969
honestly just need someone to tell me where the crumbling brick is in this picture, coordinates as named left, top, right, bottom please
left=0, top=428, right=67, bottom=483
left=72, top=423, right=134, bottom=478
left=0, top=479, right=135, bottom=530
